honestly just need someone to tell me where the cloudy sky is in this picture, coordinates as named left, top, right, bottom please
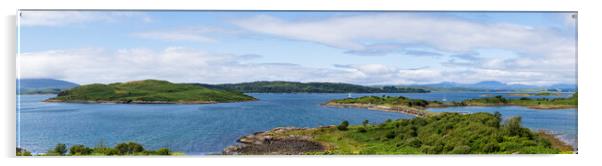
left=18, top=11, right=577, bottom=85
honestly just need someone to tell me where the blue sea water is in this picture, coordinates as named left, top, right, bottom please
left=16, top=92, right=577, bottom=154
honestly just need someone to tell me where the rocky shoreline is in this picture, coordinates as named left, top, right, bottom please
left=223, top=127, right=328, bottom=155
left=323, top=102, right=431, bottom=117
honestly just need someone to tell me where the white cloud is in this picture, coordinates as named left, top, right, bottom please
left=233, top=14, right=575, bottom=60
left=18, top=46, right=574, bottom=86
left=19, top=11, right=152, bottom=27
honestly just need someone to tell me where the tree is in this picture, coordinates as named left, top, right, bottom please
left=70, top=144, right=92, bottom=155
left=362, top=119, right=369, bottom=126
left=156, top=148, right=171, bottom=155
left=16, top=147, right=32, bottom=156
left=337, top=121, right=349, bottom=131
left=506, top=116, right=523, bottom=136
left=115, top=142, right=145, bottom=155
left=53, top=143, right=67, bottom=156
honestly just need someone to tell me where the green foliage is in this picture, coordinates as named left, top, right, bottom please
left=69, top=144, right=92, bottom=155
left=362, top=119, right=369, bottom=126
left=51, top=143, right=67, bottom=156
left=217, top=81, right=429, bottom=93
left=33, top=141, right=174, bottom=156
left=462, top=94, right=577, bottom=108
left=337, top=121, right=350, bottom=131
left=50, top=79, right=256, bottom=103
left=16, top=148, right=32, bottom=156
left=330, top=95, right=439, bottom=108
left=155, top=148, right=171, bottom=155
left=115, top=142, right=145, bottom=155
left=299, top=112, right=562, bottom=154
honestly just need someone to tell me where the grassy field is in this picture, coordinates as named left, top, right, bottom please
left=262, top=112, right=571, bottom=154
left=47, top=79, right=256, bottom=103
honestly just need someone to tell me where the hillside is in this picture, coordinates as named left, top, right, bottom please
left=224, top=112, right=570, bottom=154
left=45, top=80, right=256, bottom=104
left=18, top=79, right=79, bottom=94
left=216, top=81, right=429, bottom=93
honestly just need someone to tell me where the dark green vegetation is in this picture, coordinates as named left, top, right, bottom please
left=265, top=112, right=570, bottom=154
left=328, top=93, right=577, bottom=113
left=18, top=78, right=79, bottom=94
left=18, top=141, right=174, bottom=156
left=463, top=93, right=577, bottom=109
left=46, top=80, right=256, bottom=104
left=215, top=81, right=429, bottom=93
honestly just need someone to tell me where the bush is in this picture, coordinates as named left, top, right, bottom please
left=337, top=121, right=349, bottom=131
left=450, top=145, right=471, bottom=154
left=156, top=148, right=171, bottom=155
left=362, top=119, right=369, bottom=126
left=385, top=131, right=396, bottom=139
left=358, top=127, right=367, bottom=133
left=16, top=148, right=32, bottom=156
left=115, top=142, right=145, bottom=155
left=70, top=144, right=92, bottom=155
left=52, top=143, right=67, bottom=156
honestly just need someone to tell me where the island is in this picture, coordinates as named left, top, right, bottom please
left=462, top=93, right=577, bottom=109
left=324, top=93, right=577, bottom=116
left=223, top=112, right=573, bottom=154
left=44, top=80, right=256, bottom=104
left=214, top=81, right=430, bottom=93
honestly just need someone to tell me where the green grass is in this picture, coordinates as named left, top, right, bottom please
left=49, top=79, right=256, bottom=103
left=272, top=112, right=568, bottom=154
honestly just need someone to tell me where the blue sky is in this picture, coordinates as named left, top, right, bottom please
left=18, top=11, right=577, bottom=85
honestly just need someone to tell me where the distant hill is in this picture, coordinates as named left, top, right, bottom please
left=18, top=79, right=79, bottom=94
left=405, top=81, right=576, bottom=92
left=45, top=80, right=256, bottom=104
left=214, top=81, right=430, bottom=93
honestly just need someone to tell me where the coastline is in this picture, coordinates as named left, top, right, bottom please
left=323, top=102, right=432, bottom=117
left=43, top=98, right=257, bottom=104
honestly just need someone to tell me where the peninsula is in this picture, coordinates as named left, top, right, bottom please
left=44, top=80, right=256, bottom=104
left=224, top=112, right=572, bottom=154
left=325, top=93, right=577, bottom=116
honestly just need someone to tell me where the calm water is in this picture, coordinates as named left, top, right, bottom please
left=17, top=92, right=577, bottom=154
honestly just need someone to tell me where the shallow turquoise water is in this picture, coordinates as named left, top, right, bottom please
left=16, top=92, right=576, bottom=154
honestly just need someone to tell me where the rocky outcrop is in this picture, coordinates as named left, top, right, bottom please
left=223, top=127, right=327, bottom=155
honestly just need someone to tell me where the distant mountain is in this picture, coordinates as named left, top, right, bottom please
left=17, top=79, right=79, bottom=94
left=404, top=81, right=576, bottom=92
left=213, top=81, right=430, bottom=93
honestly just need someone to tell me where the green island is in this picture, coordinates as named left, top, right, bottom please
left=223, top=112, right=573, bottom=154
left=325, top=93, right=577, bottom=116
left=508, top=92, right=562, bottom=97
left=463, top=93, right=577, bottom=109
left=44, top=79, right=256, bottom=104
left=215, top=81, right=430, bottom=93
left=17, top=141, right=181, bottom=156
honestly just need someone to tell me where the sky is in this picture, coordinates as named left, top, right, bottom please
left=18, top=11, right=577, bottom=86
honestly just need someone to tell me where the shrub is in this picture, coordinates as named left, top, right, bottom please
left=70, top=144, right=92, bottom=155
left=385, top=131, right=396, bottom=139
left=358, top=127, right=367, bottom=133
left=450, top=145, right=471, bottom=154
left=16, top=148, right=32, bottom=156
left=337, top=121, right=349, bottom=131
left=52, top=143, right=67, bottom=156
left=362, top=119, right=369, bottom=126
left=115, top=142, right=145, bottom=155
left=156, top=148, right=171, bottom=155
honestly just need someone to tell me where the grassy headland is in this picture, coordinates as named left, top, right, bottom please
left=224, top=112, right=571, bottom=154
left=325, top=93, right=577, bottom=116
left=462, top=93, right=577, bottom=109
left=324, top=96, right=458, bottom=116
left=215, top=81, right=430, bottom=93
left=45, top=80, right=256, bottom=104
